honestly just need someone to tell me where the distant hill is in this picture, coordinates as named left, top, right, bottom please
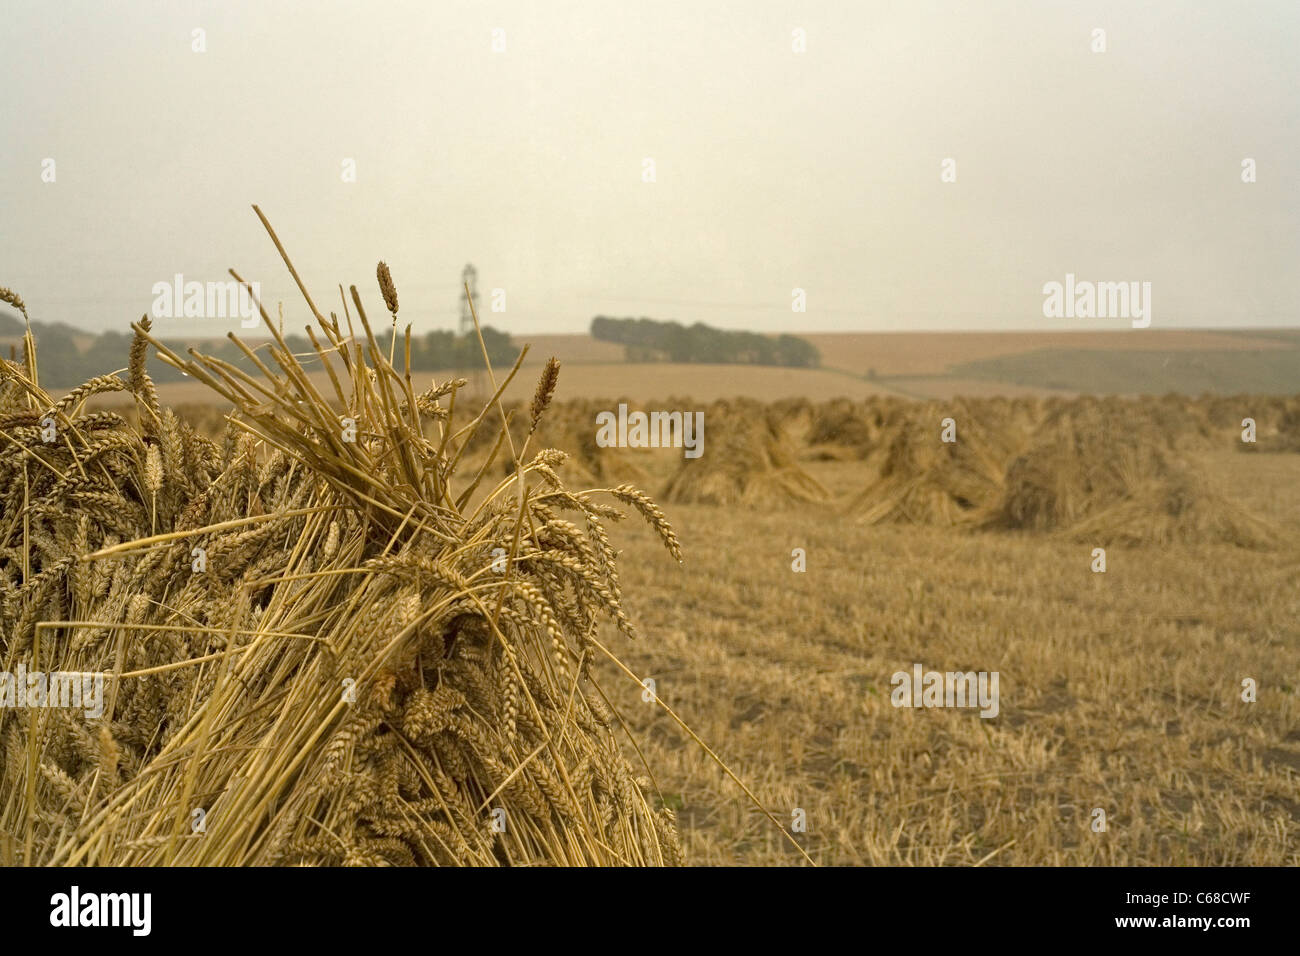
left=946, top=347, right=1300, bottom=396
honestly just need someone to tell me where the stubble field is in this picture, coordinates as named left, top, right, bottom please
left=603, top=452, right=1300, bottom=864
left=174, top=388, right=1300, bottom=865
left=9, top=302, right=1299, bottom=866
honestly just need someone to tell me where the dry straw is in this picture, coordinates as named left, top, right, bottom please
left=841, top=395, right=1275, bottom=546
left=848, top=398, right=1027, bottom=526
left=0, top=208, right=813, bottom=866
left=478, top=398, right=653, bottom=488
left=661, top=398, right=827, bottom=508
left=805, top=397, right=896, bottom=461
left=988, top=401, right=1277, bottom=548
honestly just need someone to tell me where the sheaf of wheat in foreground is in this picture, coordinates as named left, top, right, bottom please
left=0, top=210, right=720, bottom=866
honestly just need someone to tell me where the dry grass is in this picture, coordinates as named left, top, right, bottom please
left=603, top=473, right=1300, bottom=865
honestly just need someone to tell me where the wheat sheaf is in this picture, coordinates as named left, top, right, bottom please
left=0, top=206, right=809, bottom=867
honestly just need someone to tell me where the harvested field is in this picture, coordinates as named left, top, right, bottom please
left=603, top=485, right=1300, bottom=865
left=107, top=361, right=904, bottom=410
left=803, top=330, right=1292, bottom=378
left=4, top=273, right=1298, bottom=867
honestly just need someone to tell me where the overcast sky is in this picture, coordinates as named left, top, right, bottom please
left=1, top=0, right=1296, bottom=338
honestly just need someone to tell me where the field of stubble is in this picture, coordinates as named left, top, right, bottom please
left=153, top=391, right=1300, bottom=866
left=596, top=446, right=1300, bottom=866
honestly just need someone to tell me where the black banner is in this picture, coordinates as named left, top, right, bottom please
left=1, top=866, right=1282, bottom=943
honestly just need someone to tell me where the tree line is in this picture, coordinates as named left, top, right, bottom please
left=590, top=316, right=820, bottom=367
left=0, top=312, right=517, bottom=389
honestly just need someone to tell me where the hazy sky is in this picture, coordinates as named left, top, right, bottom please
left=1, top=0, right=1297, bottom=338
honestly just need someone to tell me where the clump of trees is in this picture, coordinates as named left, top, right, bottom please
left=591, top=316, right=819, bottom=367
left=0, top=310, right=518, bottom=388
